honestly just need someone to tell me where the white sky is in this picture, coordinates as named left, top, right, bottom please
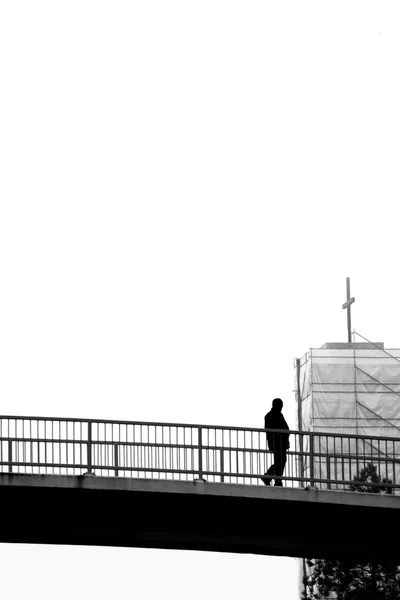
left=1, top=1, right=400, bottom=598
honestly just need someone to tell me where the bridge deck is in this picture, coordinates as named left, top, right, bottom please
left=1, top=473, right=399, bottom=562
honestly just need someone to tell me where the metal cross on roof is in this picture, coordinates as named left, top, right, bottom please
left=342, top=277, right=355, bottom=342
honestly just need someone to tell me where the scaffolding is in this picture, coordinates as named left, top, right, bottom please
left=295, top=332, right=400, bottom=491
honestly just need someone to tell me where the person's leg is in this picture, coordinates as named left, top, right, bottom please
left=273, top=449, right=287, bottom=486
left=261, top=452, right=275, bottom=485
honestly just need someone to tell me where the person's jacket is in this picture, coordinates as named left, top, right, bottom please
left=264, top=409, right=290, bottom=451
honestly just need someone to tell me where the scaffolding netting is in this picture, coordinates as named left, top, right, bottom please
left=295, top=336, right=400, bottom=491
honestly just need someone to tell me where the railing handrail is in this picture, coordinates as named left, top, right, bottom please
left=2, top=414, right=400, bottom=444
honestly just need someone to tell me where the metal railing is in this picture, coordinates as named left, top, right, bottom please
left=1, top=415, right=400, bottom=492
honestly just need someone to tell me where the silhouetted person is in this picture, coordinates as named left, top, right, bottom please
left=261, top=398, right=290, bottom=486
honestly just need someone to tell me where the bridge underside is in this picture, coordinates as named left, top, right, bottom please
left=0, top=474, right=399, bottom=562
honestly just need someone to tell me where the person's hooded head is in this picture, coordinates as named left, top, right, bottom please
left=272, top=398, right=283, bottom=412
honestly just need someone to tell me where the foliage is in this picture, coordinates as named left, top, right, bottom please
left=349, top=463, right=393, bottom=495
left=302, top=463, right=399, bottom=599
left=302, top=559, right=400, bottom=599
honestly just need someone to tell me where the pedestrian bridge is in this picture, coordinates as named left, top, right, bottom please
left=1, top=414, right=400, bottom=562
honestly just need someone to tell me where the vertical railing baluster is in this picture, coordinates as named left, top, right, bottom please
left=87, top=420, right=92, bottom=474
left=309, top=433, right=314, bottom=487
left=341, top=435, right=344, bottom=488
left=114, top=444, right=119, bottom=477
left=327, top=453, right=331, bottom=490
left=22, top=420, right=25, bottom=474
left=250, top=431, right=253, bottom=483
left=44, top=422, right=47, bottom=475
left=241, top=432, right=245, bottom=483
left=385, top=439, right=388, bottom=483
left=30, top=420, right=33, bottom=475
left=8, top=439, right=12, bottom=473
left=198, top=426, right=203, bottom=480
left=236, top=430, right=239, bottom=485
left=298, top=431, right=303, bottom=488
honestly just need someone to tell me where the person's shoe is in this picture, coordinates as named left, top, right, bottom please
left=261, top=474, right=272, bottom=486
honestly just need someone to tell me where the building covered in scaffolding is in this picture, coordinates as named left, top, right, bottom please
left=295, top=332, right=400, bottom=598
left=295, top=333, right=400, bottom=490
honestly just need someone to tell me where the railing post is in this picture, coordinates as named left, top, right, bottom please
left=114, top=444, right=119, bottom=477
left=309, top=433, right=315, bottom=487
left=8, top=440, right=12, bottom=473
left=198, top=426, right=203, bottom=480
left=87, top=421, right=92, bottom=474
left=220, top=448, right=224, bottom=483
